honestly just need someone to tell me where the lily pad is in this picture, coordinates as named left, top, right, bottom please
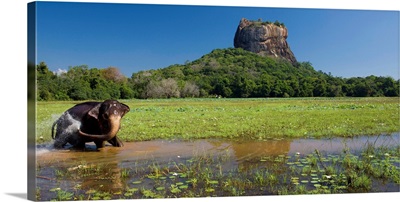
left=208, top=180, right=219, bottom=185
left=147, top=175, right=157, bottom=179
left=127, top=188, right=138, bottom=192
left=50, top=188, right=61, bottom=192
left=155, top=187, right=165, bottom=191
left=205, top=188, right=215, bottom=192
left=132, top=181, right=142, bottom=184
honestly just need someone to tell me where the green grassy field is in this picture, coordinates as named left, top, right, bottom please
left=36, top=97, right=399, bottom=143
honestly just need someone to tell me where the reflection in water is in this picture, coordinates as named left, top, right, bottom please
left=37, top=133, right=399, bottom=168
left=289, top=133, right=399, bottom=155
left=229, top=139, right=291, bottom=161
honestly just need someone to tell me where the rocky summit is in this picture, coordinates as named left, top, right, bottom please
left=234, top=18, right=297, bottom=64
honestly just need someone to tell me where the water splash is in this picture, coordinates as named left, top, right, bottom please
left=64, top=112, right=82, bottom=133
left=36, top=112, right=83, bottom=152
left=36, top=143, right=54, bottom=155
left=36, top=114, right=61, bottom=138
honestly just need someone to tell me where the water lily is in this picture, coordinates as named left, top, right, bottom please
left=369, top=155, right=374, bottom=158
left=173, top=172, right=178, bottom=176
left=296, top=152, right=300, bottom=155
left=384, top=153, right=390, bottom=157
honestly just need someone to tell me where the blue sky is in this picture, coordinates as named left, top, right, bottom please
left=36, top=2, right=399, bottom=79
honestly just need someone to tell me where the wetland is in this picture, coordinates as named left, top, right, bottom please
left=34, top=98, right=400, bottom=200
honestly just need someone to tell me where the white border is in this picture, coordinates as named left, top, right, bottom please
left=20, top=0, right=400, bottom=10
left=0, top=0, right=398, bottom=201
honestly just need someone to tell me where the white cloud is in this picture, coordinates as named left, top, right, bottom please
left=54, top=68, right=67, bottom=76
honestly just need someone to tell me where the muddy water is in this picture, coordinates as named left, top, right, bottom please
left=35, top=133, right=399, bottom=200
left=37, top=133, right=399, bottom=167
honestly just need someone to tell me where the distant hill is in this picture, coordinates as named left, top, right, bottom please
left=128, top=19, right=398, bottom=99
left=130, top=48, right=399, bottom=98
left=36, top=47, right=398, bottom=100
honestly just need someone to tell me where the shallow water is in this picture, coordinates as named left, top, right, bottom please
left=35, top=133, right=400, bottom=200
left=37, top=133, right=399, bottom=166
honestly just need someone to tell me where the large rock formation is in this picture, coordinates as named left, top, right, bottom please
left=234, top=18, right=297, bottom=64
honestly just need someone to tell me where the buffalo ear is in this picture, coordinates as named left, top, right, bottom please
left=88, top=103, right=101, bottom=119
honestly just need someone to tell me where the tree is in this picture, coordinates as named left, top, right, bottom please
left=145, top=78, right=180, bottom=99
left=271, top=80, right=284, bottom=97
left=381, top=77, right=399, bottom=96
left=160, top=78, right=180, bottom=98
left=353, top=82, right=369, bottom=97
left=36, top=62, right=57, bottom=100
left=119, top=83, right=134, bottom=99
left=68, top=80, right=91, bottom=100
left=100, top=67, right=126, bottom=83
left=254, top=73, right=273, bottom=97
left=313, top=79, right=328, bottom=96
left=131, top=70, right=154, bottom=99
left=181, top=81, right=200, bottom=98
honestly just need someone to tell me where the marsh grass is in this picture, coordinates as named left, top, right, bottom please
left=37, top=143, right=400, bottom=200
left=37, top=97, right=399, bottom=143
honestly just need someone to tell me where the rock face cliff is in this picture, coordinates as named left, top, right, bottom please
left=234, top=18, right=297, bottom=64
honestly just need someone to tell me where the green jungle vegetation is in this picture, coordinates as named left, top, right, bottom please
left=255, top=19, right=286, bottom=27
left=36, top=48, right=399, bottom=101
